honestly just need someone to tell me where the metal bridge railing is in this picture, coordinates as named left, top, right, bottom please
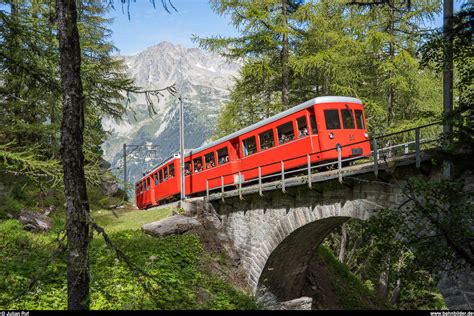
left=205, top=122, right=442, bottom=201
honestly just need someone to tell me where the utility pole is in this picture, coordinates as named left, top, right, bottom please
left=123, top=143, right=127, bottom=199
left=179, top=96, right=186, bottom=200
left=443, top=0, right=453, bottom=179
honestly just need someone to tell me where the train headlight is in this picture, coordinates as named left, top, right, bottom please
left=364, top=132, right=369, bottom=138
left=329, top=132, right=334, bottom=139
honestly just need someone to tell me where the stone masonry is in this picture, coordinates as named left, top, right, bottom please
left=187, top=162, right=473, bottom=309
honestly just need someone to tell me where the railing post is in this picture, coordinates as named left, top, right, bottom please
left=337, top=144, right=342, bottom=183
left=206, top=179, right=209, bottom=201
left=281, top=161, right=286, bottom=193
left=307, top=154, right=312, bottom=189
left=238, top=171, right=243, bottom=200
left=372, top=138, right=378, bottom=177
left=258, top=166, right=263, bottom=197
left=221, top=176, right=224, bottom=201
left=415, top=128, right=420, bottom=168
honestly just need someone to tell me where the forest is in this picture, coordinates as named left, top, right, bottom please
left=0, top=0, right=472, bottom=311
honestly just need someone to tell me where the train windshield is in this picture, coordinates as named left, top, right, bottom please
left=324, top=110, right=341, bottom=130
left=341, top=109, right=355, bottom=129
left=355, top=110, right=365, bottom=129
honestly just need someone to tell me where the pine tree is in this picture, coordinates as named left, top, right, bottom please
left=195, top=0, right=304, bottom=109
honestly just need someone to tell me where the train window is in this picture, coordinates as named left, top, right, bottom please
left=154, top=173, right=158, bottom=186
left=341, top=109, right=355, bottom=129
left=324, top=110, right=341, bottom=130
left=217, top=147, right=229, bottom=165
left=243, top=136, right=257, bottom=156
left=159, top=170, right=163, bottom=183
left=355, top=110, right=365, bottom=129
left=169, top=164, right=175, bottom=178
left=309, top=113, right=318, bottom=134
left=205, top=152, right=216, bottom=169
left=259, top=129, right=274, bottom=150
left=185, top=161, right=191, bottom=176
left=163, top=167, right=169, bottom=181
left=193, top=157, right=203, bottom=173
left=277, top=122, right=295, bottom=144
left=297, top=116, right=309, bottom=137
left=147, top=178, right=150, bottom=190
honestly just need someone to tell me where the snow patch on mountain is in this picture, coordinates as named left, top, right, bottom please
left=101, top=42, right=240, bottom=195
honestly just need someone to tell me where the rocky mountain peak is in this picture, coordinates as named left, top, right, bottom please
left=101, top=41, right=240, bottom=195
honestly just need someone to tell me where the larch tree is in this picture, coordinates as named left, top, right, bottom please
left=195, top=0, right=304, bottom=109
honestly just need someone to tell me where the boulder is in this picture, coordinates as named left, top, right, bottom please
left=18, top=210, right=52, bottom=232
left=142, top=215, right=201, bottom=237
left=280, top=297, right=313, bottom=310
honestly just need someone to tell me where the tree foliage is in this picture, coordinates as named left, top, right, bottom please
left=0, top=0, right=135, bottom=200
left=208, top=0, right=443, bottom=138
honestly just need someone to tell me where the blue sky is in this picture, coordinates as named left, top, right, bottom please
left=106, top=0, right=466, bottom=56
left=105, top=0, right=238, bottom=55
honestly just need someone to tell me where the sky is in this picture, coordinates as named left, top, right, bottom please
left=106, top=0, right=466, bottom=56
left=105, top=0, right=238, bottom=55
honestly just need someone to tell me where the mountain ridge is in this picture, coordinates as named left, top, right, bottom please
left=101, top=41, right=240, bottom=193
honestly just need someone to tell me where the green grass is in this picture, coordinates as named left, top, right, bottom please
left=316, top=245, right=383, bottom=310
left=0, top=203, right=260, bottom=310
left=92, top=206, right=172, bottom=233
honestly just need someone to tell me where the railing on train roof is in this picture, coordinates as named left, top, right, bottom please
left=204, top=121, right=443, bottom=201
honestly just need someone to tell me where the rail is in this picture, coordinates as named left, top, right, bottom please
left=205, top=121, right=442, bottom=201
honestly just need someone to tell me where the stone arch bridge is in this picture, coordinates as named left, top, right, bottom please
left=180, top=151, right=472, bottom=310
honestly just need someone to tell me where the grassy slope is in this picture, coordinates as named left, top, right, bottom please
left=92, top=206, right=172, bottom=232
left=307, top=245, right=385, bottom=310
left=0, top=206, right=260, bottom=310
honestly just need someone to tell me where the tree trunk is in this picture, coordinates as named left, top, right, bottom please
left=377, top=258, right=390, bottom=301
left=442, top=0, right=453, bottom=179
left=56, top=0, right=90, bottom=310
left=338, top=223, right=348, bottom=263
left=386, top=5, right=395, bottom=125
left=281, top=0, right=289, bottom=108
left=390, top=274, right=401, bottom=306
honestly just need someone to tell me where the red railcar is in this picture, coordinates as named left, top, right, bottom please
left=136, top=96, right=370, bottom=209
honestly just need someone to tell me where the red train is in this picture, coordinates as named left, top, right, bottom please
left=135, top=96, right=370, bottom=209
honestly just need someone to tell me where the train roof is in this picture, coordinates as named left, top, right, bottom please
left=137, top=96, right=362, bottom=183
left=185, top=96, right=361, bottom=157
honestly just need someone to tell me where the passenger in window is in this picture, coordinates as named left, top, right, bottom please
left=225, top=155, right=229, bottom=162
left=185, top=169, right=191, bottom=176
left=299, top=127, right=308, bottom=137
left=279, top=133, right=286, bottom=144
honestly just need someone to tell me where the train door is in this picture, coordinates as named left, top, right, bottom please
left=308, top=107, right=321, bottom=155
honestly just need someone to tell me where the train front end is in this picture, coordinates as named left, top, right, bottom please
left=315, top=98, right=371, bottom=162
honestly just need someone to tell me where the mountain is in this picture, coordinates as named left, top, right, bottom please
left=101, top=42, right=240, bottom=196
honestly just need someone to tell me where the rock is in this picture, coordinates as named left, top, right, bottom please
left=42, top=205, right=56, bottom=217
left=102, top=180, right=120, bottom=196
left=142, top=215, right=201, bottom=237
left=280, top=297, right=313, bottom=310
left=18, top=210, right=52, bottom=232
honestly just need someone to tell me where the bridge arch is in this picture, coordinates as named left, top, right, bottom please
left=209, top=182, right=393, bottom=301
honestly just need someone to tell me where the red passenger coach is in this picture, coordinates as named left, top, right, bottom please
left=136, top=96, right=370, bottom=209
